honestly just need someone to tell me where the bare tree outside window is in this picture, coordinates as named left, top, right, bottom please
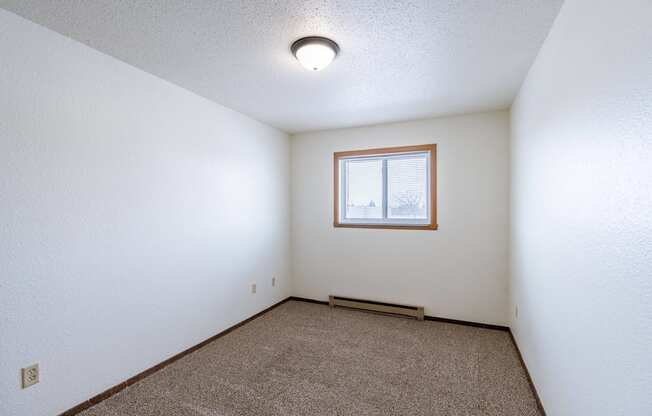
left=391, top=190, right=424, bottom=218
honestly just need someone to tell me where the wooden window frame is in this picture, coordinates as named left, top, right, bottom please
left=333, top=144, right=438, bottom=230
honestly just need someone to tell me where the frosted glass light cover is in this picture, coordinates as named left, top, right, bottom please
left=295, top=43, right=336, bottom=71
left=291, top=37, right=339, bottom=71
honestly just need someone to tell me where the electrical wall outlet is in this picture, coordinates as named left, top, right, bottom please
left=251, top=283, right=256, bottom=294
left=21, top=364, right=39, bottom=389
left=272, top=277, right=276, bottom=287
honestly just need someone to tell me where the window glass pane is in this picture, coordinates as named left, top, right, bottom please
left=344, top=159, right=383, bottom=219
left=387, top=155, right=428, bottom=219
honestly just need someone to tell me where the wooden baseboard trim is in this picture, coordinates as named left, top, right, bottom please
left=424, top=315, right=508, bottom=331
left=288, top=296, right=329, bottom=305
left=59, top=297, right=291, bottom=416
left=508, top=329, right=547, bottom=416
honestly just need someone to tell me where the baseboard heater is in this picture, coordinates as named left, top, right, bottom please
left=329, top=295, right=424, bottom=321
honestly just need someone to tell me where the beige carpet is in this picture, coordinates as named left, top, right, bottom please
left=79, top=300, right=542, bottom=416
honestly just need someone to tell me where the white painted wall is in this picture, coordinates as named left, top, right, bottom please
left=291, top=112, right=510, bottom=325
left=510, top=1, right=652, bottom=414
left=0, top=10, right=290, bottom=416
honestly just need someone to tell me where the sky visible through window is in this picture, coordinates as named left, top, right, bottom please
left=345, top=159, right=383, bottom=219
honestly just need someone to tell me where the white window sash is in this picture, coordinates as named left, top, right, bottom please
left=339, top=151, right=431, bottom=226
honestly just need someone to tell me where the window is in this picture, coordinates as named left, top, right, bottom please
left=334, top=144, right=437, bottom=230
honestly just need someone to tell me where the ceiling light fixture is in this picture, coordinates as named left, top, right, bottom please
left=291, top=36, right=339, bottom=71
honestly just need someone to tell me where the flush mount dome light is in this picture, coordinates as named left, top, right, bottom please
left=291, top=36, right=339, bottom=71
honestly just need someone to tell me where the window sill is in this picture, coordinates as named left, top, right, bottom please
left=333, top=222, right=438, bottom=230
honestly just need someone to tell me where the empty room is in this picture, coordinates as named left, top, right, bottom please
left=1, top=1, right=650, bottom=415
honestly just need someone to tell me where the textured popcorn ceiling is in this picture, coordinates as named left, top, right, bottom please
left=1, top=1, right=562, bottom=132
